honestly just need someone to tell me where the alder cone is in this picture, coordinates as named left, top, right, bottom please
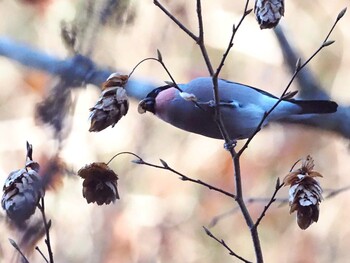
left=284, top=156, right=323, bottom=230
left=78, top=162, right=119, bottom=205
left=89, top=73, right=129, bottom=132
left=1, top=162, right=43, bottom=225
left=254, top=0, right=284, bottom=29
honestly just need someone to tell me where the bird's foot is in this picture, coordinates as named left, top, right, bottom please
left=197, top=100, right=239, bottom=108
left=224, top=140, right=237, bottom=151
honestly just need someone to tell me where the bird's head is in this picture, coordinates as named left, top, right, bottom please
left=138, top=85, right=175, bottom=114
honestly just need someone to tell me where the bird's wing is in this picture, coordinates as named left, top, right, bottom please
left=221, top=79, right=279, bottom=99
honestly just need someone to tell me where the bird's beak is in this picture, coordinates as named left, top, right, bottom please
left=138, top=97, right=155, bottom=114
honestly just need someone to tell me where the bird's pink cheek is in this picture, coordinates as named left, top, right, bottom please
left=155, top=88, right=178, bottom=119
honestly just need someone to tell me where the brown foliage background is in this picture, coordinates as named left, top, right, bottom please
left=0, top=0, right=349, bottom=262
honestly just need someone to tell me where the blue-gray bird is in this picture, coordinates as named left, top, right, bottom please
left=138, top=77, right=338, bottom=140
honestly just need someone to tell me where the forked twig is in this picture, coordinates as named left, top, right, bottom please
left=37, top=197, right=54, bottom=263
left=154, top=1, right=263, bottom=261
left=108, top=151, right=235, bottom=198
left=254, top=178, right=284, bottom=229
left=133, top=155, right=236, bottom=199
left=203, top=226, right=252, bottom=263
left=237, top=8, right=347, bottom=157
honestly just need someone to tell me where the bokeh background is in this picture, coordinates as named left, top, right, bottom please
left=0, top=0, right=350, bottom=262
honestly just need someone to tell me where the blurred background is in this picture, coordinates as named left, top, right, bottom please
left=0, top=0, right=349, bottom=262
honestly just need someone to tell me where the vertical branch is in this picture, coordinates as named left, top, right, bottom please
left=154, top=1, right=263, bottom=262
left=195, top=0, right=232, bottom=143
left=232, top=151, right=264, bottom=262
left=38, top=197, right=54, bottom=263
left=195, top=0, right=214, bottom=76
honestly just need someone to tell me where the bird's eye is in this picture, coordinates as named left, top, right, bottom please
left=137, top=98, right=155, bottom=114
left=137, top=99, right=147, bottom=114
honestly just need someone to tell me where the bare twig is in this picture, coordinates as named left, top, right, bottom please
left=237, top=8, right=346, bottom=157
left=154, top=1, right=264, bottom=261
left=36, top=246, right=49, bottom=263
left=37, top=197, right=54, bottom=263
left=107, top=151, right=235, bottom=198
left=209, top=207, right=241, bottom=228
left=134, top=155, right=236, bottom=199
left=8, top=238, right=30, bottom=263
left=153, top=0, right=197, bottom=41
left=324, top=184, right=350, bottom=199
left=128, top=54, right=182, bottom=92
left=254, top=178, right=284, bottom=229
left=210, top=184, right=350, bottom=228
left=203, top=227, right=252, bottom=263
left=209, top=197, right=288, bottom=228
left=214, top=2, right=252, bottom=78
left=232, top=153, right=263, bottom=262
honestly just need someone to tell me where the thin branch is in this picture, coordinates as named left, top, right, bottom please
left=8, top=238, right=30, bottom=263
left=237, top=10, right=345, bottom=157
left=194, top=0, right=232, bottom=142
left=210, top=0, right=252, bottom=145
left=209, top=197, right=288, bottom=228
left=209, top=206, right=241, bottom=228
left=106, top=151, right=142, bottom=165
left=274, top=8, right=347, bottom=99
left=106, top=151, right=235, bottom=198
left=36, top=246, right=49, bottom=263
left=37, top=197, right=54, bottom=263
left=154, top=1, right=264, bottom=261
left=128, top=54, right=183, bottom=92
left=134, top=156, right=236, bottom=199
left=153, top=0, right=198, bottom=41
left=203, top=227, right=252, bottom=263
left=232, top=152, right=263, bottom=262
left=254, top=179, right=284, bottom=229
left=324, top=184, right=350, bottom=199
left=195, top=0, right=214, bottom=76
left=214, top=1, right=252, bottom=78
left=210, top=184, right=350, bottom=228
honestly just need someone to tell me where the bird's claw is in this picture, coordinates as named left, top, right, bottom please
left=224, top=140, right=237, bottom=151
left=197, top=100, right=238, bottom=108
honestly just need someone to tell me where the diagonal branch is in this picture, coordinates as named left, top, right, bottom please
left=133, top=157, right=236, bottom=199
left=237, top=8, right=346, bottom=156
left=153, top=0, right=198, bottom=42
left=253, top=179, right=284, bottom=229
left=203, top=226, right=252, bottom=263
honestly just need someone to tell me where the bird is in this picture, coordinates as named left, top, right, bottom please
left=138, top=77, right=338, bottom=140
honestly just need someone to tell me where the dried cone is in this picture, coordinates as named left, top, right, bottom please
left=78, top=162, right=119, bottom=205
left=254, top=0, right=284, bottom=29
left=89, top=73, right=129, bottom=132
left=284, top=156, right=323, bottom=230
left=1, top=144, right=44, bottom=225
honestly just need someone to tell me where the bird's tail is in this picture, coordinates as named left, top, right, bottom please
left=290, top=100, right=338, bottom=114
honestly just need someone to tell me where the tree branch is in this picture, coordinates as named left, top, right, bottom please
left=238, top=10, right=345, bottom=156
left=253, top=179, right=284, bottom=229
left=37, top=197, right=54, bottom=263
left=131, top=156, right=236, bottom=199
left=203, top=226, right=252, bottom=263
